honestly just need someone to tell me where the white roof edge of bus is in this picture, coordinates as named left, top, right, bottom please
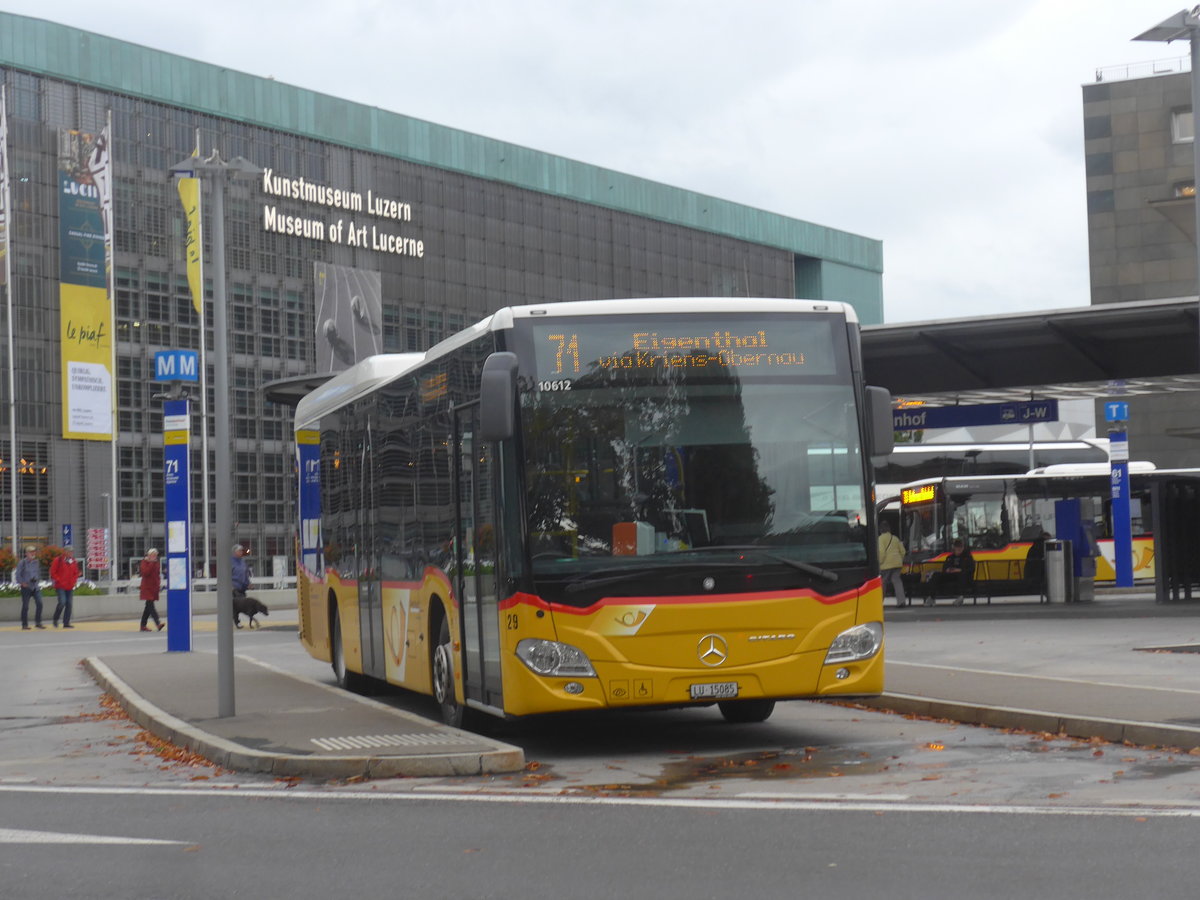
left=502, top=297, right=856, bottom=321
left=294, top=353, right=425, bottom=429
left=1029, top=461, right=1157, bottom=476
left=421, top=297, right=854, bottom=361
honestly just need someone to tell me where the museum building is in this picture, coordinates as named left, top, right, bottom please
left=0, top=12, right=883, bottom=577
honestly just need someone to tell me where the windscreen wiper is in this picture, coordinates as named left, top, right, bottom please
left=560, top=561, right=749, bottom=595
left=667, top=545, right=839, bottom=583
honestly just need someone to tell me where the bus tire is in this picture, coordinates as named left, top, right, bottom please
left=718, top=699, right=776, bottom=723
left=330, top=606, right=367, bottom=693
left=433, top=616, right=465, bottom=728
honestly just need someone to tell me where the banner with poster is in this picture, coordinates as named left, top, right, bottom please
left=313, top=261, right=382, bottom=373
left=58, top=128, right=113, bottom=441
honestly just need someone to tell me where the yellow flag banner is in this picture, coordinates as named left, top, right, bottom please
left=177, top=176, right=203, bottom=315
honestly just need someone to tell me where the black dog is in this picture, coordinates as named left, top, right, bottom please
left=233, top=592, right=270, bottom=629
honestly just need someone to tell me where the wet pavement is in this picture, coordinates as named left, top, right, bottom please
left=71, top=585, right=1200, bottom=778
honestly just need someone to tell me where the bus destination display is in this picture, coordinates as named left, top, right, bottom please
left=531, top=316, right=838, bottom=385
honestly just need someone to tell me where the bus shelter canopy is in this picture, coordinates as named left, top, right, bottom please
left=862, top=298, right=1200, bottom=404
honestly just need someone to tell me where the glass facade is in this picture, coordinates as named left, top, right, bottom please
left=0, top=34, right=881, bottom=578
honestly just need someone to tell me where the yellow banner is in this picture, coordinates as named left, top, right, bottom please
left=177, top=176, right=203, bottom=315
left=59, top=283, right=113, bottom=441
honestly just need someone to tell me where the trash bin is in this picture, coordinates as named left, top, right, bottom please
left=1045, top=539, right=1073, bottom=604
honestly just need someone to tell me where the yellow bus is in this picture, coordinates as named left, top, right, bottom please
left=897, top=466, right=1200, bottom=593
left=293, top=298, right=893, bottom=726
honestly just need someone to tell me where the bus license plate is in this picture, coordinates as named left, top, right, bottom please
left=690, top=681, right=738, bottom=700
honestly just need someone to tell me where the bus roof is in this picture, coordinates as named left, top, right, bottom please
left=294, top=297, right=856, bottom=429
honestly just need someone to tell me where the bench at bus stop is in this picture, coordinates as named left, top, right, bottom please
left=903, top=558, right=1047, bottom=605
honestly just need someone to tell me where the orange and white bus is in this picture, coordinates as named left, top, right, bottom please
left=293, top=298, right=893, bottom=726
left=897, top=466, right=1200, bottom=589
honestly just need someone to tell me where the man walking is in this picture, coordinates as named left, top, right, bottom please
left=231, top=544, right=252, bottom=598
left=15, top=545, right=44, bottom=630
left=877, top=521, right=908, bottom=608
left=51, top=545, right=81, bottom=628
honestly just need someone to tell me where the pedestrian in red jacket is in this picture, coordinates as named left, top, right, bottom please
left=139, top=548, right=164, bottom=632
left=50, top=546, right=81, bottom=628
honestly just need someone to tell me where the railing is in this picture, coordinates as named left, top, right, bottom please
left=1095, top=56, right=1189, bottom=83
left=94, top=575, right=296, bottom=594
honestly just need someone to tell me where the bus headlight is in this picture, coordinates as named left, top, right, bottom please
left=516, top=639, right=597, bottom=677
left=823, top=622, right=883, bottom=665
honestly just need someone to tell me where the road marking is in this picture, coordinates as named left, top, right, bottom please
left=311, top=733, right=480, bottom=751
left=737, top=792, right=913, bottom=802
left=0, top=783, right=1197, bottom=818
left=0, top=827, right=184, bottom=845
left=888, top=660, right=1200, bottom=696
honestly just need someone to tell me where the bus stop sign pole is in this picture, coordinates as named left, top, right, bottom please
left=1106, top=401, right=1133, bottom=588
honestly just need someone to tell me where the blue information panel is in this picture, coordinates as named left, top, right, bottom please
left=296, top=430, right=322, bottom=578
left=1109, top=430, right=1133, bottom=587
left=893, top=399, right=1058, bottom=431
left=163, top=399, right=192, bottom=651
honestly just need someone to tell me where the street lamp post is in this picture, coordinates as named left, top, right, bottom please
left=1136, top=9, right=1200, bottom=369
left=170, top=150, right=260, bottom=718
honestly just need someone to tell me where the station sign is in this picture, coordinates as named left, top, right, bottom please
left=153, top=350, right=199, bottom=382
left=893, top=399, right=1058, bottom=431
left=1104, top=401, right=1129, bottom=423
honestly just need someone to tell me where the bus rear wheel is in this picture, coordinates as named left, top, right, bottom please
left=718, top=699, right=776, bottom=723
left=433, top=617, right=464, bottom=728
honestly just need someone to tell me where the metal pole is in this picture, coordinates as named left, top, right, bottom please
left=2, top=86, right=18, bottom=557
left=209, top=164, right=234, bottom=718
left=192, top=128, right=212, bottom=585
left=105, top=108, right=118, bottom=596
left=1191, top=28, right=1200, bottom=371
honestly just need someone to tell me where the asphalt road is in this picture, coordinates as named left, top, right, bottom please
left=3, top=618, right=1200, bottom=898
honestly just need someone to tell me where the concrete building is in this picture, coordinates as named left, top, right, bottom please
left=1082, top=58, right=1200, bottom=468
left=0, top=12, right=883, bottom=577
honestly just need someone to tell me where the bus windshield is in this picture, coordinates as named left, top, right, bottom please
left=517, top=313, right=869, bottom=601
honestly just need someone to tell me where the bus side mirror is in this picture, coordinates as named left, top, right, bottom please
left=866, top=385, right=894, bottom=459
left=479, top=352, right=519, bottom=441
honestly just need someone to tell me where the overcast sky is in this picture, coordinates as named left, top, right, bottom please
left=3, top=1, right=1185, bottom=322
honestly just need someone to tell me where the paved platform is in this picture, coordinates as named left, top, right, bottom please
left=79, top=586, right=1200, bottom=780
left=84, top=652, right=524, bottom=779
left=864, top=587, right=1200, bottom=750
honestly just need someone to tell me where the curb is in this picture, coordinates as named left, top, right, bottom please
left=83, top=657, right=525, bottom=779
left=855, top=692, right=1200, bottom=751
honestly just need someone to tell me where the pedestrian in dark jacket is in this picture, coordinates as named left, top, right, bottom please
left=50, top=546, right=81, bottom=628
left=231, top=544, right=252, bottom=596
left=139, top=548, right=164, bottom=632
left=15, top=545, right=44, bottom=630
left=942, top=539, right=975, bottom=606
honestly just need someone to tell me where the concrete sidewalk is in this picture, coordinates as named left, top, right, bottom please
left=862, top=587, right=1200, bottom=750
left=85, top=651, right=524, bottom=779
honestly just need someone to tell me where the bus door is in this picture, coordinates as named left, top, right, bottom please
left=453, top=404, right=504, bottom=713
left=357, top=412, right=386, bottom=679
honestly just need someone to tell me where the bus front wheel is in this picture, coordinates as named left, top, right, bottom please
left=433, top=617, right=464, bottom=728
left=718, top=699, right=776, bottom=724
left=331, top=608, right=366, bottom=693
